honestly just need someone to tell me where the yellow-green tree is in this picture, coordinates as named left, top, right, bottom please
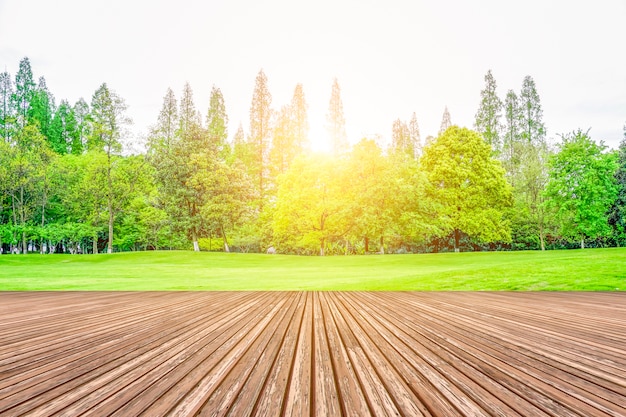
left=273, top=154, right=350, bottom=255
left=421, top=126, right=512, bottom=251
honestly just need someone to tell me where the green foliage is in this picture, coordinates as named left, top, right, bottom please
left=545, top=130, right=618, bottom=248
left=474, top=70, right=503, bottom=153
left=421, top=126, right=512, bottom=250
left=608, top=126, right=626, bottom=243
left=326, top=78, right=348, bottom=155
left=1, top=57, right=623, bottom=256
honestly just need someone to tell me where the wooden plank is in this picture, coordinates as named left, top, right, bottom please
left=0, top=292, right=623, bottom=417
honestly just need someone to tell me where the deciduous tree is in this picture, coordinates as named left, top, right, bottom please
left=421, top=126, right=512, bottom=251
left=545, top=129, right=618, bottom=248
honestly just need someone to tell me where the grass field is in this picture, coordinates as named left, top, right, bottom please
left=0, top=248, right=624, bottom=291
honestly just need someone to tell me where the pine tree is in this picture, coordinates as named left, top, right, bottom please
left=156, top=88, right=178, bottom=147
left=519, top=76, right=546, bottom=145
left=502, top=90, right=521, bottom=179
left=408, top=112, right=421, bottom=158
left=270, top=105, right=294, bottom=177
left=474, top=70, right=503, bottom=153
left=249, top=69, right=272, bottom=202
left=326, top=78, right=348, bottom=155
left=291, top=83, right=309, bottom=151
left=391, top=118, right=411, bottom=157
left=0, top=71, right=13, bottom=142
left=73, top=98, right=90, bottom=154
left=29, top=77, right=56, bottom=143
left=206, top=85, right=228, bottom=155
left=12, top=57, right=35, bottom=129
left=179, top=82, right=201, bottom=143
left=438, top=106, right=451, bottom=136
left=49, top=100, right=78, bottom=154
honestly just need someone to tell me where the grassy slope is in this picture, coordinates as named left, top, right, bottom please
left=0, top=248, right=624, bottom=291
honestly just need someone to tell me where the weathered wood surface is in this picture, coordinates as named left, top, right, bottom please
left=0, top=292, right=624, bottom=416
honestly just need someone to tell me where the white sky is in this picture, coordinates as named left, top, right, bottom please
left=1, top=0, right=624, bottom=150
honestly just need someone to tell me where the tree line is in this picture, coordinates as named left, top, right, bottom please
left=1, top=58, right=624, bottom=255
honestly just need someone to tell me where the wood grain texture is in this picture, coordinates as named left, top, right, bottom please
left=0, top=292, right=624, bottom=416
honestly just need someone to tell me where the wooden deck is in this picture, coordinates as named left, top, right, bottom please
left=0, top=292, right=624, bottom=416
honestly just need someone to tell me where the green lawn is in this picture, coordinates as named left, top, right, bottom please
left=0, top=248, right=624, bottom=291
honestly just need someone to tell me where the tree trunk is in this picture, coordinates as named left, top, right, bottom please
left=454, top=228, right=460, bottom=253
left=320, top=238, right=325, bottom=256
left=221, top=228, right=230, bottom=253
left=20, top=186, right=26, bottom=254
left=581, top=237, right=585, bottom=249
left=379, top=235, right=385, bottom=254
left=364, top=236, right=369, bottom=253
left=192, top=228, right=200, bottom=252
left=93, top=235, right=98, bottom=254
left=107, top=209, right=114, bottom=254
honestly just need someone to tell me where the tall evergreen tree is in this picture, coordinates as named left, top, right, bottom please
left=89, top=83, right=131, bottom=253
left=326, top=78, right=348, bottom=155
left=155, top=88, right=178, bottom=147
left=206, top=85, right=228, bottom=155
left=502, top=90, right=522, bottom=181
left=49, top=100, right=79, bottom=154
left=408, top=112, right=421, bottom=158
left=248, top=69, right=272, bottom=203
left=474, top=70, right=503, bottom=153
left=519, top=76, right=546, bottom=145
left=438, top=106, right=451, bottom=135
left=73, top=98, right=90, bottom=153
left=0, top=71, right=14, bottom=142
left=12, top=57, right=36, bottom=129
left=391, top=118, right=411, bottom=156
left=29, top=76, right=56, bottom=142
left=179, top=82, right=201, bottom=142
left=270, top=105, right=295, bottom=177
left=291, top=83, right=309, bottom=151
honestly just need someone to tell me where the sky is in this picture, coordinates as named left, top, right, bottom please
left=1, top=0, right=625, bottom=151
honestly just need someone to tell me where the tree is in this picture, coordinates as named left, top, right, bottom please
left=0, top=71, right=14, bottom=142
left=502, top=90, right=522, bottom=183
left=510, top=139, right=553, bottom=250
left=73, top=98, right=90, bottom=153
left=273, top=154, right=350, bottom=255
left=474, top=70, right=503, bottom=154
left=326, top=78, right=348, bottom=155
left=347, top=139, right=412, bottom=253
left=3, top=124, right=53, bottom=253
left=408, top=112, right=421, bottom=158
left=421, top=126, right=512, bottom=251
left=391, top=118, right=412, bottom=157
left=49, top=99, right=79, bottom=154
left=608, top=125, right=626, bottom=244
left=270, top=105, right=295, bottom=177
left=179, top=82, right=201, bottom=142
left=519, top=76, right=546, bottom=145
left=249, top=70, right=272, bottom=203
left=206, top=85, right=228, bottom=156
left=545, top=129, right=618, bottom=248
left=291, top=83, right=309, bottom=151
left=438, top=106, right=451, bottom=136
left=12, top=57, right=35, bottom=129
left=89, top=83, right=132, bottom=253
left=28, top=77, right=55, bottom=142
